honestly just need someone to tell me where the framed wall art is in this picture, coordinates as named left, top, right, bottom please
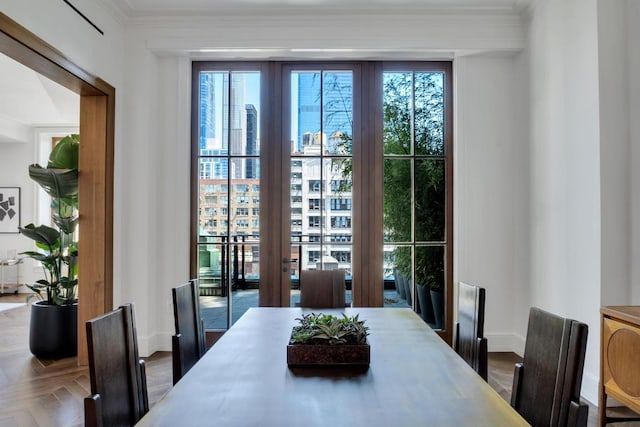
left=0, top=187, right=20, bottom=233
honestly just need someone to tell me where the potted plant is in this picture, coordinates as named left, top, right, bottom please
left=416, top=246, right=444, bottom=329
left=19, top=134, right=79, bottom=359
left=287, top=312, right=370, bottom=366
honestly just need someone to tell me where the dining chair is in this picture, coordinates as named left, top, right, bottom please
left=172, top=279, right=207, bottom=385
left=299, top=269, right=346, bottom=308
left=511, top=307, right=589, bottom=427
left=454, top=281, right=488, bottom=381
left=84, top=303, right=148, bottom=427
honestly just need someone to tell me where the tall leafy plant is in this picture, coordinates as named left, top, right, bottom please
left=19, top=134, right=79, bottom=305
left=383, top=73, right=445, bottom=291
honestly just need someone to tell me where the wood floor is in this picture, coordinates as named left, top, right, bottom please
left=0, top=293, right=619, bottom=427
left=0, top=295, right=172, bottom=427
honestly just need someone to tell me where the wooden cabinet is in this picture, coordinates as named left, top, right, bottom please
left=599, top=306, right=640, bottom=426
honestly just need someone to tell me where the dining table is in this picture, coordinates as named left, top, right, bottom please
left=136, top=307, right=529, bottom=426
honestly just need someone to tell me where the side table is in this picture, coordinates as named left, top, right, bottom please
left=599, top=306, right=640, bottom=426
left=0, top=258, right=22, bottom=295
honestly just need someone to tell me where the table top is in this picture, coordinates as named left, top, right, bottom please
left=137, top=307, right=528, bottom=427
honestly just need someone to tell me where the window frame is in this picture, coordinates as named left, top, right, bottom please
left=191, top=60, right=453, bottom=343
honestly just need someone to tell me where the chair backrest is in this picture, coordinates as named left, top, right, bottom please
left=299, top=269, right=346, bottom=308
left=455, top=282, right=488, bottom=380
left=511, top=307, right=589, bottom=427
left=172, top=279, right=206, bottom=385
left=84, top=303, right=148, bottom=427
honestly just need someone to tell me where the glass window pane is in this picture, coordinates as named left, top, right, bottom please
left=199, top=159, right=229, bottom=237
left=383, top=72, right=412, bottom=155
left=383, top=245, right=412, bottom=308
left=197, top=69, right=261, bottom=330
left=292, top=71, right=321, bottom=155
left=414, top=72, right=445, bottom=156
left=323, top=71, right=353, bottom=155
left=415, top=159, right=445, bottom=242
left=244, top=73, right=260, bottom=156
left=383, top=159, right=412, bottom=242
left=199, top=242, right=227, bottom=329
left=199, top=72, right=224, bottom=157
left=226, top=72, right=260, bottom=157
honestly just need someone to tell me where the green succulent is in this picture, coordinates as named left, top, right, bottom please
left=290, top=313, right=369, bottom=345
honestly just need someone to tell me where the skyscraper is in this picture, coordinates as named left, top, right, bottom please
left=246, top=104, right=258, bottom=179
left=199, top=73, right=216, bottom=150
left=225, top=73, right=247, bottom=179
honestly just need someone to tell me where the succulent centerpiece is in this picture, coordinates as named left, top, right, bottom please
left=287, top=313, right=370, bottom=367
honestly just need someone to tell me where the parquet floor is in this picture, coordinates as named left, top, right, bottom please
left=0, top=295, right=172, bottom=427
left=0, top=293, right=622, bottom=427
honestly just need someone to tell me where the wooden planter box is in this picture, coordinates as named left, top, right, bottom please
left=287, top=342, right=370, bottom=367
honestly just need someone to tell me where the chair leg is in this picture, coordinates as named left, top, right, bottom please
left=84, top=394, right=103, bottom=427
left=477, top=337, right=488, bottom=382
left=567, top=400, right=588, bottom=427
left=172, top=334, right=183, bottom=385
left=511, top=362, right=523, bottom=408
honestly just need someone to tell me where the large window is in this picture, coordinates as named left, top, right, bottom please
left=382, top=66, right=452, bottom=335
left=192, top=61, right=452, bottom=340
left=193, top=64, right=263, bottom=330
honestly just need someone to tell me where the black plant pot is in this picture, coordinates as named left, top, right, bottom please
left=29, top=301, right=78, bottom=359
left=395, top=270, right=406, bottom=300
left=416, top=284, right=435, bottom=325
left=430, top=289, right=444, bottom=330
left=404, top=277, right=412, bottom=307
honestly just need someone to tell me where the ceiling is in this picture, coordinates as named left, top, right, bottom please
left=0, top=53, right=79, bottom=144
left=110, top=0, right=531, bottom=16
left=1, top=0, right=529, bottom=144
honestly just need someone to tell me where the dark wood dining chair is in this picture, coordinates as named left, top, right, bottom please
left=172, top=279, right=206, bottom=385
left=299, top=269, right=346, bottom=308
left=455, top=281, right=488, bottom=381
left=84, top=303, right=148, bottom=427
left=511, top=307, right=589, bottom=427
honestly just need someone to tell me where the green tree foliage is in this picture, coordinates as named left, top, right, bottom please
left=383, top=73, right=445, bottom=291
left=322, top=70, right=447, bottom=291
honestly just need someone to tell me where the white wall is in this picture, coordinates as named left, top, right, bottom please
left=454, top=54, right=530, bottom=353
left=525, top=0, right=602, bottom=403
left=628, top=3, right=640, bottom=302
left=597, top=0, right=631, bottom=307
left=0, top=137, right=38, bottom=288
left=115, top=34, right=192, bottom=351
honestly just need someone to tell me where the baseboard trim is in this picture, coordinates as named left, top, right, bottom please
left=139, top=332, right=172, bottom=357
left=486, top=332, right=525, bottom=356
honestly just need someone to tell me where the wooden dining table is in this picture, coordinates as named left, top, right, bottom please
left=136, top=307, right=528, bottom=426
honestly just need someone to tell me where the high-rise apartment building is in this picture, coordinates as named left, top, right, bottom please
left=291, top=133, right=352, bottom=273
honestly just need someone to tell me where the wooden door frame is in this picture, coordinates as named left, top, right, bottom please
left=0, top=12, right=115, bottom=365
